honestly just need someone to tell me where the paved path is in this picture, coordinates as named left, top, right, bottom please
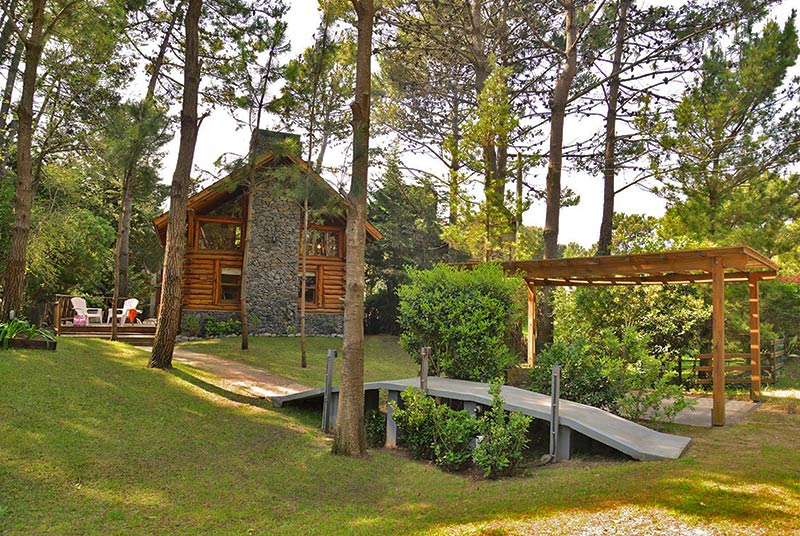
left=172, top=348, right=311, bottom=399
left=274, top=377, right=692, bottom=461
left=668, top=397, right=761, bottom=427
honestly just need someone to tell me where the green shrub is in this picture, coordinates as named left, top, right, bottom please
left=472, top=380, right=532, bottom=479
left=389, top=388, right=439, bottom=460
left=205, top=318, right=242, bottom=337
left=529, top=328, right=693, bottom=421
left=389, top=387, right=479, bottom=471
left=432, top=407, right=479, bottom=472
left=528, top=337, right=626, bottom=413
left=183, top=314, right=202, bottom=338
left=397, top=263, right=523, bottom=382
left=365, top=410, right=386, bottom=449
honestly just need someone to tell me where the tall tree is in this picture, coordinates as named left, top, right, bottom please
left=596, top=0, right=629, bottom=256
left=238, top=13, right=288, bottom=350
left=149, top=0, right=202, bottom=369
left=332, top=0, right=374, bottom=457
left=2, top=0, right=54, bottom=319
left=644, top=14, right=800, bottom=245
left=107, top=101, right=170, bottom=340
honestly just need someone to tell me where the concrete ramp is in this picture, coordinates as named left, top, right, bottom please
left=273, top=377, right=691, bottom=461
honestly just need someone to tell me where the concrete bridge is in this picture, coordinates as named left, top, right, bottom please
left=273, top=377, right=691, bottom=461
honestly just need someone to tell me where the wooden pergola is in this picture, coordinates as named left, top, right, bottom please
left=501, top=246, right=779, bottom=427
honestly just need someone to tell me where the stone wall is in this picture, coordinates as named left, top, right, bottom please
left=246, top=183, right=302, bottom=335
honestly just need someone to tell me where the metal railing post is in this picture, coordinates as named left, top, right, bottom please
left=322, top=349, right=337, bottom=433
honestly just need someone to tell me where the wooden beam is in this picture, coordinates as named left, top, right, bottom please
left=749, top=273, right=762, bottom=402
left=712, top=256, right=726, bottom=426
left=527, top=282, right=536, bottom=366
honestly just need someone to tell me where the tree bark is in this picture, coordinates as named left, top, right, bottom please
left=240, top=133, right=257, bottom=350
left=146, top=3, right=183, bottom=101
left=111, top=165, right=134, bottom=341
left=539, top=0, right=577, bottom=346
left=332, top=0, right=374, bottom=457
left=0, top=36, right=23, bottom=146
left=597, top=0, right=629, bottom=256
left=149, top=0, right=202, bottom=369
left=1, top=0, right=45, bottom=321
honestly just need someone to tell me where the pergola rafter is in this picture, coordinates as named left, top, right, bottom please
left=494, top=246, right=779, bottom=427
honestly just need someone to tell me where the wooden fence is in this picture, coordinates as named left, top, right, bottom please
left=679, top=338, right=788, bottom=386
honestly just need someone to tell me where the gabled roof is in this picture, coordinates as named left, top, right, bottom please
left=153, top=151, right=382, bottom=244
left=487, top=246, right=778, bottom=286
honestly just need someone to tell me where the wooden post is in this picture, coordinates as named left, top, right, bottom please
left=53, top=297, right=61, bottom=336
left=711, top=257, right=725, bottom=426
left=527, top=282, right=536, bottom=366
left=748, top=273, right=762, bottom=402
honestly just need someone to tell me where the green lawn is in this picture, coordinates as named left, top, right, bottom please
left=178, top=334, right=419, bottom=387
left=1, top=338, right=799, bottom=535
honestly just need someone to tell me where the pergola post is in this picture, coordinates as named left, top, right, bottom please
left=527, top=282, right=536, bottom=366
left=749, top=273, right=762, bottom=402
left=711, top=256, right=726, bottom=426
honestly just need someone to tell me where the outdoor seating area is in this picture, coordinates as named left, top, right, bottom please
left=57, top=295, right=143, bottom=327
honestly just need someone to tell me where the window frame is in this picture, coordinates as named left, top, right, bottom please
left=301, top=225, right=343, bottom=259
left=195, top=216, right=244, bottom=252
left=298, top=269, right=320, bottom=309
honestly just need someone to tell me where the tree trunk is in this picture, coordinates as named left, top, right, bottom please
left=146, top=3, right=183, bottom=101
left=597, top=0, right=629, bottom=256
left=240, top=132, right=258, bottom=350
left=112, top=166, right=134, bottom=341
left=300, top=198, right=308, bottom=368
left=332, top=0, right=374, bottom=457
left=539, top=0, right=577, bottom=346
left=0, top=22, right=23, bottom=135
left=1, top=0, right=45, bottom=321
left=149, top=0, right=202, bottom=369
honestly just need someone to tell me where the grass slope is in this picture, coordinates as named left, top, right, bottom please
left=0, top=338, right=799, bottom=535
left=179, top=334, right=418, bottom=387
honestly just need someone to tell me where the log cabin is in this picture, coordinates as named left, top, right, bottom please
left=153, top=131, right=382, bottom=336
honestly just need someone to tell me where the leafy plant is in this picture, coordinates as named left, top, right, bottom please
left=205, top=318, right=242, bottom=338
left=389, top=387, right=439, bottom=461
left=0, top=318, right=56, bottom=350
left=529, top=328, right=693, bottom=421
left=398, top=263, right=523, bottom=382
left=182, top=314, right=202, bottom=338
left=365, top=410, right=386, bottom=449
left=472, top=380, right=532, bottom=479
left=389, top=387, right=479, bottom=471
left=432, top=407, right=479, bottom=472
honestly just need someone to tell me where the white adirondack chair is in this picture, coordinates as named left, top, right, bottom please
left=107, top=298, right=142, bottom=325
left=70, top=297, right=104, bottom=324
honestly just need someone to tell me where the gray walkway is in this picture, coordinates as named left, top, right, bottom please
left=668, top=397, right=761, bottom=427
left=274, top=377, right=692, bottom=461
left=172, top=348, right=310, bottom=398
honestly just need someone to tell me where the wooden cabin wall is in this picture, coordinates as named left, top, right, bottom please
left=181, top=210, right=243, bottom=311
left=300, top=257, right=346, bottom=314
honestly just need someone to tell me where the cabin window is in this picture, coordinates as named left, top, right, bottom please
left=219, top=268, right=241, bottom=304
left=304, top=229, right=340, bottom=258
left=298, top=271, right=318, bottom=305
left=198, top=220, right=242, bottom=251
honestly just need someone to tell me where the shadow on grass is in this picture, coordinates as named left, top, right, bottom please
left=168, top=367, right=272, bottom=409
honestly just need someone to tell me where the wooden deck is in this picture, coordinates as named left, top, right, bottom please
left=58, top=323, right=156, bottom=346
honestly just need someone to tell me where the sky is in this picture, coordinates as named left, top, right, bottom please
left=162, top=0, right=798, bottom=249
